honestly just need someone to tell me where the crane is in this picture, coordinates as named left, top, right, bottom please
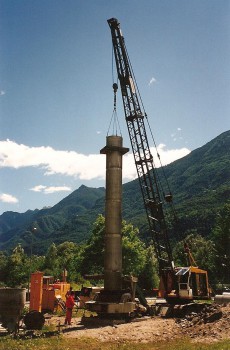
left=107, top=18, right=210, bottom=302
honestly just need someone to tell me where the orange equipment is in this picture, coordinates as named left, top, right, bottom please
left=30, top=271, right=70, bottom=312
left=30, top=272, right=43, bottom=312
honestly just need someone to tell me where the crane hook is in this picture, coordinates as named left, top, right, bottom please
left=112, top=83, right=118, bottom=111
left=112, top=83, right=118, bottom=93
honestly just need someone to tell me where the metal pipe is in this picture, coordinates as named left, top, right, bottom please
left=214, top=293, right=230, bottom=304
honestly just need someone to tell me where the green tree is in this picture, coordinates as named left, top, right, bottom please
left=79, top=214, right=105, bottom=276
left=1, top=245, right=45, bottom=287
left=79, top=215, right=152, bottom=284
left=43, top=243, right=59, bottom=276
left=0, top=251, right=8, bottom=286
left=122, top=221, right=146, bottom=276
left=6, top=244, right=28, bottom=287
left=173, top=233, right=216, bottom=278
left=56, top=241, right=81, bottom=281
left=26, top=254, right=45, bottom=276
left=138, top=246, right=159, bottom=290
left=211, top=203, right=230, bottom=284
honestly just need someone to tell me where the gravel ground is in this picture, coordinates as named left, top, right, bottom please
left=50, top=303, right=230, bottom=344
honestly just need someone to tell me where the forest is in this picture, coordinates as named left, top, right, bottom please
left=0, top=203, right=229, bottom=291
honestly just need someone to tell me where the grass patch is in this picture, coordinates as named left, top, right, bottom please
left=0, top=336, right=230, bottom=350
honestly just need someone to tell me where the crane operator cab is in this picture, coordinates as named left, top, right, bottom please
left=170, top=266, right=210, bottom=301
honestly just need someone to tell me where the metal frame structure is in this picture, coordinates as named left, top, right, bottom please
left=107, top=18, right=175, bottom=289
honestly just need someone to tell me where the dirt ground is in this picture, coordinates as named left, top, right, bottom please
left=50, top=303, right=230, bottom=344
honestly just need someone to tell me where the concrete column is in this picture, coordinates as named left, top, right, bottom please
left=100, top=136, right=129, bottom=291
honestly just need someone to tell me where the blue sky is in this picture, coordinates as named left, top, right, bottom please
left=0, top=0, right=229, bottom=214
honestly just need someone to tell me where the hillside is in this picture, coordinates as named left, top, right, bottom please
left=122, top=131, right=230, bottom=239
left=0, top=131, right=229, bottom=254
left=0, top=185, right=105, bottom=254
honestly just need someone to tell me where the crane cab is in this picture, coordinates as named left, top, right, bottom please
left=165, top=266, right=210, bottom=302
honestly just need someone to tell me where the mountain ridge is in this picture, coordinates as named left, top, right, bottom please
left=0, top=130, right=229, bottom=254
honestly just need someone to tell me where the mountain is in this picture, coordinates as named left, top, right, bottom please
left=0, top=185, right=105, bottom=254
left=0, top=131, right=229, bottom=254
left=166, top=130, right=230, bottom=206
left=122, top=130, right=230, bottom=241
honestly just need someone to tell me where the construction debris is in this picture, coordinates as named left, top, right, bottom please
left=176, top=303, right=230, bottom=342
left=49, top=303, right=230, bottom=344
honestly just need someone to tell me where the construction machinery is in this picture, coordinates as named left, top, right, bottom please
left=29, top=271, right=69, bottom=313
left=77, top=285, right=104, bottom=308
left=107, top=18, right=210, bottom=304
left=23, top=271, right=70, bottom=330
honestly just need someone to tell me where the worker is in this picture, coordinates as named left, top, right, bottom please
left=64, top=291, right=75, bottom=325
left=65, top=286, right=73, bottom=299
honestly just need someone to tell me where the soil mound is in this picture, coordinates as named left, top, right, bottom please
left=176, top=303, right=230, bottom=342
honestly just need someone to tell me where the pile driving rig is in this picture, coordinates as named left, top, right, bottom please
left=107, top=17, right=210, bottom=303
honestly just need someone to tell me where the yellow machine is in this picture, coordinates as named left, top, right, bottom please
left=158, top=243, right=211, bottom=302
left=29, top=271, right=70, bottom=312
left=162, top=266, right=210, bottom=302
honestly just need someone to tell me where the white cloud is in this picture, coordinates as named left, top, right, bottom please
left=30, top=185, right=71, bottom=194
left=123, top=144, right=190, bottom=179
left=153, top=143, right=190, bottom=166
left=0, top=90, right=5, bottom=96
left=0, top=193, right=18, bottom=203
left=0, top=139, right=106, bottom=179
left=0, top=139, right=190, bottom=182
left=148, top=77, right=156, bottom=86
left=177, top=127, right=182, bottom=131
left=30, top=185, right=47, bottom=192
left=44, top=186, right=71, bottom=194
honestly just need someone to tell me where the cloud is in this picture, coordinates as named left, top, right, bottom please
left=30, top=185, right=71, bottom=194
left=123, top=144, right=190, bottom=179
left=0, top=139, right=106, bottom=179
left=152, top=143, right=190, bottom=166
left=0, top=193, right=18, bottom=203
left=0, top=139, right=190, bottom=182
left=0, top=90, right=5, bottom=96
left=148, top=77, right=156, bottom=86
left=30, top=185, right=47, bottom=192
